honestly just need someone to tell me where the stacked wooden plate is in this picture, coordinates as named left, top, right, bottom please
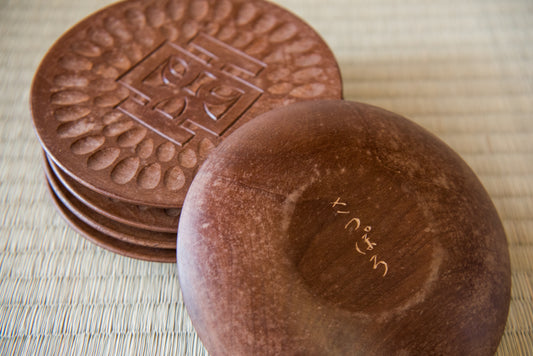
left=30, top=0, right=342, bottom=262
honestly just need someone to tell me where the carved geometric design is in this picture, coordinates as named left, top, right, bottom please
left=117, top=34, right=265, bottom=146
left=31, top=0, right=343, bottom=207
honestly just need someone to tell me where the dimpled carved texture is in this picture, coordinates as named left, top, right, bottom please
left=48, top=158, right=180, bottom=233
left=177, top=101, right=511, bottom=355
left=31, top=0, right=342, bottom=207
left=43, top=157, right=176, bottom=249
left=44, top=180, right=176, bottom=263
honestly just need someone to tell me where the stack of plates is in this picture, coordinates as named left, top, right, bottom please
left=42, top=154, right=180, bottom=262
left=30, top=0, right=342, bottom=262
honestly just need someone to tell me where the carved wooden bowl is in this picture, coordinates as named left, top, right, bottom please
left=177, top=100, right=511, bottom=355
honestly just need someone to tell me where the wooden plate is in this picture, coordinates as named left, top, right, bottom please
left=44, top=175, right=176, bottom=263
left=48, top=156, right=180, bottom=233
left=31, top=0, right=342, bottom=208
left=44, top=155, right=176, bottom=249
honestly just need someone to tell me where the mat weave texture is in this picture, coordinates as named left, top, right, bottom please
left=1, top=0, right=532, bottom=354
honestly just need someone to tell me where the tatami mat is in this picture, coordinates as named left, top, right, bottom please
left=1, top=0, right=532, bottom=354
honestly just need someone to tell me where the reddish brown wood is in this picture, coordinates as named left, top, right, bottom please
left=31, top=0, right=343, bottom=260
left=177, top=100, right=511, bottom=355
left=48, top=157, right=180, bottom=233
left=44, top=156, right=176, bottom=249
left=31, top=0, right=342, bottom=208
left=44, top=176, right=176, bottom=263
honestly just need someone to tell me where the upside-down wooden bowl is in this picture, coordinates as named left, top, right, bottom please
left=177, top=100, right=511, bottom=355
